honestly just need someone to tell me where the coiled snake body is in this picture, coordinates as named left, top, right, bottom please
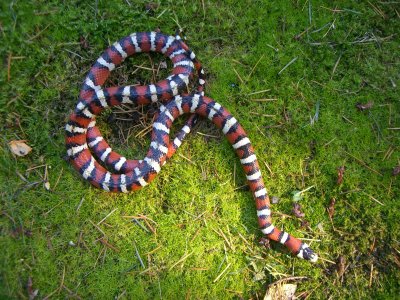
left=66, top=32, right=317, bottom=262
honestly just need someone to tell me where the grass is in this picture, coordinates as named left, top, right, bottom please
left=1, top=0, right=399, bottom=298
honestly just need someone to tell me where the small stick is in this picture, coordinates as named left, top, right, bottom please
left=237, top=231, right=251, bottom=246
left=263, top=161, right=274, bottom=177
left=344, top=151, right=383, bottom=176
left=76, top=197, right=85, bottom=212
left=7, top=52, right=12, bottom=81
left=362, top=192, right=384, bottom=206
left=58, top=266, right=66, bottom=293
left=247, top=89, right=271, bottom=96
left=323, top=138, right=336, bottom=147
left=331, top=54, right=342, bottom=79
left=145, top=246, right=162, bottom=255
left=246, top=54, right=264, bottom=80
left=267, top=276, right=308, bottom=287
left=317, top=256, right=336, bottom=264
left=232, top=67, right=244, bottom=84
left=169, top=252, right=193, bottom=270
left=25, top=164, right=46, bottom=172
left=132, top=218, right=150, bottom=233
left=89, top=219, right=106, bottom=237
left=369, top=264, right=374, bottom=287
left=97, top=208, right=118, bottom=225
left=178, top=153, right=194, bottom=163
left=250, top=112, right=275, bottom=117
left=133, top=242, right=145, bottom=269
left=249, top=98, right=277, bottom=102
left=143, top=218, right=156, bottom=234
left=196, top=132, right=219, bottom=138
left=212, top=228, right=231, bottom=250
left=132, top=64, right=154, bottom=72
left=99, top=238, right=120, bottom=252
left=213, top=263, right=231, bottom=283
left=43, top=200, right=63, bottom=216
left=53, top=167, right=63, bottom=191
left=28, top=24, right=51, bottom=41
left=342, top=115, right=355, bottom=125
left=278, top=57, right=298, bottom=75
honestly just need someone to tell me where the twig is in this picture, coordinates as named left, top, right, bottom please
left=278, top=57, right=298, bottom=75
left=89, top=219, right=106, bottom=237
left=249, top=98, right=277, bottom=102
left=53, top=167, right=63, bottom=190
left=76, top=197, right=85, bottom=212
left=331, top=54, right=342, bottom=79
left=344, top=151, right=383, bottom=176
left=267, top=276, right=308, bottom=287
left=132, top=218, right=150, bottom=233
left=362, top=191, right=384, bottom=206
left=99, top=238, right=120, bottom=252
left=169, top=252, right=193, bottom=270
left=133, top=242, right=145, bottom=269
left=263, top=161, right=274, bottom=177
left=213, top=263, right=231, bottom=283
left=7, top=53, right=11, bottom=81
left=232, top=67, right=244, bottom=84
left=250, top=112, right=275, bottom=117
left=247, top=89, right=271, bottom=96
left=97, top=208, right=118, bottom=225
left=246, top=54, right=264, bottom=80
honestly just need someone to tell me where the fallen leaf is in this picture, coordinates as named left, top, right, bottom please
left=44, top=181, right=50, bottom=191
left=9, top=140, right=32, bottom=157
left=300, top=219, right=310, bottom=228
left=356, top=101, right=373, bottom=111
left=271, top=196, right=280, bottom=204
left=327, top=198, right=336, bottom=219
left=159, top=61, right=168, bottom=69
left=79, top=35, right=89, bottom=49
left=259, top=237, right=270, bottom=248
left=292, top=203, right=305, bottom=218
left=336, top=256, right=346, bottom=278
left=264, top=283, right=297, bottom=300
left=337, top=166, right=345, bottom=185
left=27, top=277, right=38, bottom=300
left=317, top=222, right=325, bottom=233
left=392, top=165, right=400, bottom=176
left=144, top=2, right=158, bottom=14
left=10, top=227, right=32, bottom=238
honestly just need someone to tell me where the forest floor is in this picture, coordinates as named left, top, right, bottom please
left=1, top=1, right=399, bottom=299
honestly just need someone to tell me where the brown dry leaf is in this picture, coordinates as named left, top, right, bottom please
left=336, top=256, right=346, bottom=278
left=337, top=166, right=345, bottom=185
left=44, top=181, right=51, bottom=191
left=264, top=283, right=297, bottom=300
left=327, top=198, right=336, bottom=219
left=392, top=165, right=400, bottom=176
left=27, top=277, right=38, bottom=300
left=292, top=203, right=305, bottom=218
left=355, top=101, right=373, bottom=111
left=79, top=35, right=89, bottom=49
left=9, top=140, right=32, bottom=157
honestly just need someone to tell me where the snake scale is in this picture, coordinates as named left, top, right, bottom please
left=65, top=31, right=318, bottom=262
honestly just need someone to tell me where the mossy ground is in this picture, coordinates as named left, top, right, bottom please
left=1, top=1, right=399, bottom=299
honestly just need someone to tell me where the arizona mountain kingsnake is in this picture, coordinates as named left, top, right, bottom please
left=65, top=31, right=318, bottom=262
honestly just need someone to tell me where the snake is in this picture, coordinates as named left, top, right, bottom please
left=65, top=31, right=318, bottom=262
